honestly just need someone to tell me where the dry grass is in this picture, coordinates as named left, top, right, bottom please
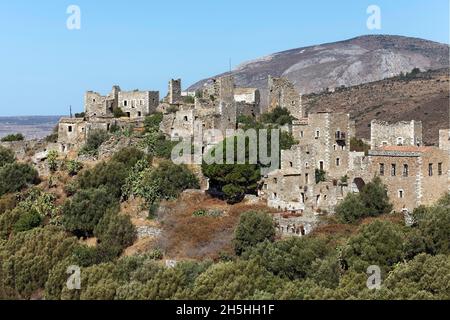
left=157, top=192, right=273, bottom=260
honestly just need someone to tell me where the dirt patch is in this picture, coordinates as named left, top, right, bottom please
left=156, top=192, right=273, bottom=260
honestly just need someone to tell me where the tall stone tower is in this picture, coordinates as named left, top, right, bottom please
left=168, top=79, right=182, bottom=104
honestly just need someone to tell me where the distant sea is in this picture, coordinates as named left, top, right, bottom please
left=0, top=116, right=63, bottom=140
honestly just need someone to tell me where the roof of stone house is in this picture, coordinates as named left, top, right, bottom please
left=59, top=117, right=85, bottom=124
left=380, top=146, right=434, bottom=152
left=369, top=145, right=439, bottom=157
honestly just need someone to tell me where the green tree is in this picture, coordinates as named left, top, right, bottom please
left=61, top=188, right=118, bottom=237
left=79, top=129, right=109, bottom=156
left=144, top=112, right=163, bottom=133
left=0, top=163, right=39, bottom=197
left=335, top=193, right=367, bottom=224
left=341, top=220, right=405, bottom=273
left=359, top=177, right=393, bottom=216
left=234, top=211, right=275, bottom=255
left=47, top=150, right=59, bottom=172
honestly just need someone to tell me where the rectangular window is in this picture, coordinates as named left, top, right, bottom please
left=429, top=163, right=433, bottom=176
left=300, top=131, right=304, bottom=138
left=315, top=131, right=320, bottom=139
left=305, top=173, right=309, bottom=184
left=68, top=126, right=73, bottom=133
left=336, top=158, right=340, bottom=166
left=399, top=190, right=404, bottom=198
left=391, top=164, right=396, bottom=176
left=380, top=163, right=385, bottom=176
left=438, top=163, right=443, bottom=176
left=123, top=100, right=127, bottom=107
left=403, top=164, right=409, bottom=177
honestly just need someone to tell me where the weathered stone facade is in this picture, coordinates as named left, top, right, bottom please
left=368, top=146, right=448, bottom=212
left=370, top=120, right=423, bottom=150
left=118, top=90, right=159, bottom=119
left=268, top=76, right=302, bottom=119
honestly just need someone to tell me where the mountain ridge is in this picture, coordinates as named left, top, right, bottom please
left=188, top=34, right=449, bottom=109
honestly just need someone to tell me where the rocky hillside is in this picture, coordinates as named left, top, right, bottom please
left=188, top=35, right=449, bottom=108
left=303, top=69, right=449, bottom=146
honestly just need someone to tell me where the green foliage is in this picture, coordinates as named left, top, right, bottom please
left=45, top=126, right=59, bottom=143
left=141, top=131, right=177, bottom=159
left=0, top=226, right=77, bottom=299
left=113, top=107, right=126, bottom=118
left=111, top=147, right=147, bottom=169
left=233, top=211, right=275, bottom=255
left=1, top=133, right=24, bottom=142
left=77, top=161, right=129, bottom=199
left=79, top=129, right=109, bottom=156
left=66, top=160, right=83, bottom=176
left=47, top=150, right=59, bottom=172
left=335, top=193, right=367, bottom=224
left=410, top=202, right=450, bottom=255
left=359, top=177, right=393, bottom=216
left=341, top=220, right=405, bottom=273
left=261, top=107, right=295, bottom=125
left=0, top=163, right=39, bottom=197
left=183, top=95, right=195, bottom=104
left=315, top=169, right=326, bottom=183
left=13, top=210, right=42, bottom=233
left=61, top=188, right=118, bottom=237
left=144, top=112, right=163, bottom=133
left=202, top=136, right=261, bottom=204
left=94, top=211, right=136, bottom=253
left=243, top=237, right=334, bottom=282
left=336, top=177, right=392, bottom=224
left=280, top=131, right=298, bottom=150
left=123, top=160, right=198, bottom=212
left=166, top=105, right=179, bottom=113
left=377, top=254, right=450, bottom=300
left=350, top=137, right=370, bottom=155
left=0, top=146, right=15, bottom=167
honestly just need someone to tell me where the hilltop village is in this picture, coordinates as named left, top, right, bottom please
left=46, top=74, right=450, bottom=235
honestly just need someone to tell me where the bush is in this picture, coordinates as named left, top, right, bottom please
left=0, top=146, right=15, bottom=167
left=144, top=113, right=163, bottom=133
left=1, top=133, right=24, bottom=142
left=66, top=160, right=83, bottom=176
left=233, top=211, right=275, bottom=255
left=13, top=210, right=42, bottom=233
left=359, top=177, right=393, bottom=216
left=315, top=169, right=326, bottom=183
left=261, top=107, right=295, bottom=125
left=0, top=163, right=39, bottom=196
left=47, top=150, right=59, bottom=172
left=111, top=147, right=147, bottom=169
left=61, top=188, right=118, bottom=237
left=94, top=212, right=136, bottom=251
left=350, top=137, right=370, bottom=155
left=341, top=220, right=405, bottom=273
left=79, top=129, right=109, bottom=156
left=77, top=160, right=129, bottom=199
left=335, top=193, right=367, bottom=224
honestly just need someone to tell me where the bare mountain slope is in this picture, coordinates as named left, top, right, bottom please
left=188, top=35, right=449, bottom=109
left=303, top=69, right=449, bottom=146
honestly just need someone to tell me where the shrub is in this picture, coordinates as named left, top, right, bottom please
left=1, top=133, right=24, bottom=142
left=350, top=137, right=370, bottom=155
left=0, top=163, right=39, bottom=196
left=359, top=176, right=393, bottom=216
left=0, top=146, right=16, bottom=167
left=341, top=220, right=405, bottom=273
left=66, top=160, right=83, bottom=176
left=261, top=107, right=295, bottom=125
left=111, top=147, right=147, bottom=169
left=79, top=129, right=108, bottom=156
left=335, top=193, right=367, bottom=224
left=233, top=211, right=275, bottom=255
left=144, top=113, right=163, bottom=133
left=61, top=188, right=118, bottom=237
left=315, top=169, right=326, bottom=183
left=77, top=160, right=129, bottom=199
left=13, top=210, right=42, bottom=233
left=47, top=150, right=59, bottom=172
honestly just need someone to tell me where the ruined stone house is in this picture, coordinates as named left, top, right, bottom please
left=268, top=76, right=303, bottom=119
left=370, top=120, right=423, bottom=149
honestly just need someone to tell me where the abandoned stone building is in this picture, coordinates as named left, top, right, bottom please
left=58, top=85, right=159, bottom=153
left=268, top=76, right=303, bottom=119
left=261, top=112, right=355, bottom=214
left=368, top=146, right=448, bottom=212
left=370, top=120, right=423, bottom=149
left=164, top=79, right=182, bottom=105
left=234, top=88, right=261, bottom=118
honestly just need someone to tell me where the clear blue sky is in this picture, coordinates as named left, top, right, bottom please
left=0, top=0, right=448, bottom=116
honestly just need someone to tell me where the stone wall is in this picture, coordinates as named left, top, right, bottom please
left=118, top=90, right=159, bottom=119
left=370, top=120, right=423, bottom=150
left=268, top=76, right=302, bottom=119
